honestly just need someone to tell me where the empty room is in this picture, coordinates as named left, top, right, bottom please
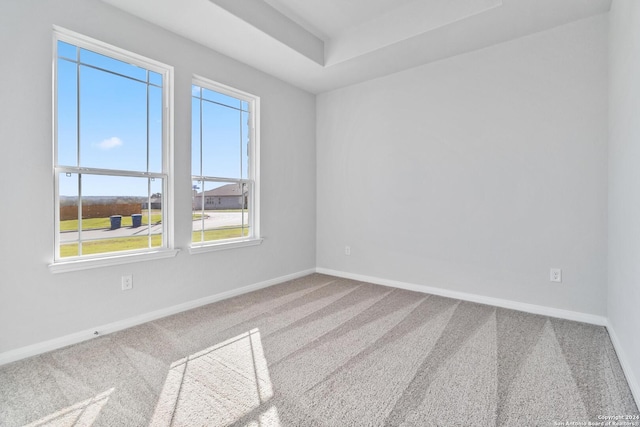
left=1, top=0, right=639, bottom=425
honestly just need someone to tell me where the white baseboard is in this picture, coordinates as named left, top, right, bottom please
left=316, top=268, right=608, bottom=326
left=605, top=321, right=640, bottom=408
left=0, top=268, right=316, bottom=367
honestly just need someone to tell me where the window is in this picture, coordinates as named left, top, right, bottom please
left=52, top=28, right=174, bottom=268
left=191, top=77, right=260, bottom=250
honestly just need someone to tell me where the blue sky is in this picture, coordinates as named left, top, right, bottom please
left=191, top=86, right=250, bottom=181
left=57, top=41, right=248, bottom=198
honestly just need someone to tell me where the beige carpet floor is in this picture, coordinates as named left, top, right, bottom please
left=0, top=273, right=638, bottom=426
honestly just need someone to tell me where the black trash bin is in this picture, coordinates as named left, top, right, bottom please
left=109, top=215, right=122, bottom=230
left=131, top=214, right=142, bottom=228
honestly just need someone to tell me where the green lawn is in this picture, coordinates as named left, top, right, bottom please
left=60, top=227, right=249, bottom=257
left=60, top=234, right=163, bottom=257
left=192, top=227, right=249, bottom=242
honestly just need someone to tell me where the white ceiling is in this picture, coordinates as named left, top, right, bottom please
left=263, top=0, right=419, bottom=40
left=101, top=0, right=611, bottom=94
left=264, top=0, right=505, bottom=65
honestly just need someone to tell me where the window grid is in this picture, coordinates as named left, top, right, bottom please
left=191, top=79, right=258, bottom=246
left=53, top=29, right=172, bottom=262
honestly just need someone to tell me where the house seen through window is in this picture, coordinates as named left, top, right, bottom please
left=54, top=30, right=172, bottom=261
left=191, top=79, right=259, bottom=246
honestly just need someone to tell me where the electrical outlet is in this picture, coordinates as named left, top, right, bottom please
left=345, top=246, right=351, bottom=256
left=121, top=274, right=133, bottom=291
left=550, top=268, right=562, bottom=283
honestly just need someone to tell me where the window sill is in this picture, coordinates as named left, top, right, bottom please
left=49, top=249, right=180, bottom=274
left=189, top=238, right=263, bottom=255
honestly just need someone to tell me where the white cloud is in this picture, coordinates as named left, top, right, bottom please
left=96, top=137, right=123, bottom=150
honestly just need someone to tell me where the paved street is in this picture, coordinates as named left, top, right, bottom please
left=59, top=211, right=248, bottom=242
left=192, top=211, right=249, bottom=231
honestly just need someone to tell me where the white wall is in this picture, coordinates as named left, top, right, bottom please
left=608, top=0, right=640, bottom=402
left=0, top=0, right=316, bottom=354
left=317, top=15, right=609, bottom=316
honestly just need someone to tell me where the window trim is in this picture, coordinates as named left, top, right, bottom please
left=189, top=75, right=261, bottom=253
left=50, top=27, right=176, bottom=272
left=48, top=249, right=179, bottom=274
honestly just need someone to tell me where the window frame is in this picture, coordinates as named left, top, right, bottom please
left=189, top=75, right=262, bottom=254
left=49, top=27, right=177, bottom=273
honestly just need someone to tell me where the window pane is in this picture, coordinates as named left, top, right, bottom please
left=192, top=181, right=249, bottom=243
left=80, top=48, right=147, bottom=81
left=57, top=58, right=78, bottom=167
left=191, top=179, right=204, bottom=243
left=191, top=96, right=201, bottom=176
left=202, top=101, right=242, bottom=179
left=59, top=174, right=164, bottom=258
left=241, top=110, right=250, bottom=180
left=59, top=173, right=79, bottom=252
left=75, top=174, right=154, bottom=255
left=57, top=41, right=77, bottom=60
left=202, top=88, right=241, bottom=110
left=65, top=235, right=154, bottom=258
left=147, top=178, right=163, bottom=248
left=79, top=65, right=148, bottom=171
left=148, top=85, right=163, bottom=173
left=148, top=71, right=163, bottom=87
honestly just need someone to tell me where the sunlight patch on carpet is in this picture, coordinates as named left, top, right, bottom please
left=150, top=329, right=279, bottom=426
left=24, top=388, right=114, bottom=427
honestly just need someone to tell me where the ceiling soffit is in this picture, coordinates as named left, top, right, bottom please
left=100, top=0, right=612, bottom=93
